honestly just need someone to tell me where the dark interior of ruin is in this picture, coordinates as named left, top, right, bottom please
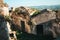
left=36, top=24, right=43, bottom=35
left=21, top=21, right=25, bottom=32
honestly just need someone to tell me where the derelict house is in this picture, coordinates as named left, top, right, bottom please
left=30, top=9, right=56, bottom=37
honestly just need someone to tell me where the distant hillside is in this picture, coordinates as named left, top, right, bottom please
left=30, top=5, right=60, bottom=10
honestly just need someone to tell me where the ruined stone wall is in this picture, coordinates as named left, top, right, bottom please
left=31, top=11, right=56, bottom=25
left=0, top=16, right=9, bottom=40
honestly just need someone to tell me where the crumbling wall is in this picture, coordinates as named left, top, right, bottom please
left=0, top=16, right=9, bottom=40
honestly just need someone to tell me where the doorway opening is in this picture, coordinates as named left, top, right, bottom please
left=21, top=21, right=25, bottom=32
left=36, top=24, right=43, bottom=35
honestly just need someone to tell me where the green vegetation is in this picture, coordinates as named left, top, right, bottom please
left=15, top=8, right=20, bottom=13
left=4, top=16, right=12, bottom=21
left=32, top=11, right=39, bottom=15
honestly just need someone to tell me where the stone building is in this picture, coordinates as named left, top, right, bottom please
left=31, top=9, right=56, bottom=35
left=11, top=7, right=56, bottom=35
left=30, top=9, right=60, bottom=40
left=11, top=6, right=31, bottom=33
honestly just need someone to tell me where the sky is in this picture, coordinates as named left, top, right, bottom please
left=4, top=0, right=60, bottom=7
